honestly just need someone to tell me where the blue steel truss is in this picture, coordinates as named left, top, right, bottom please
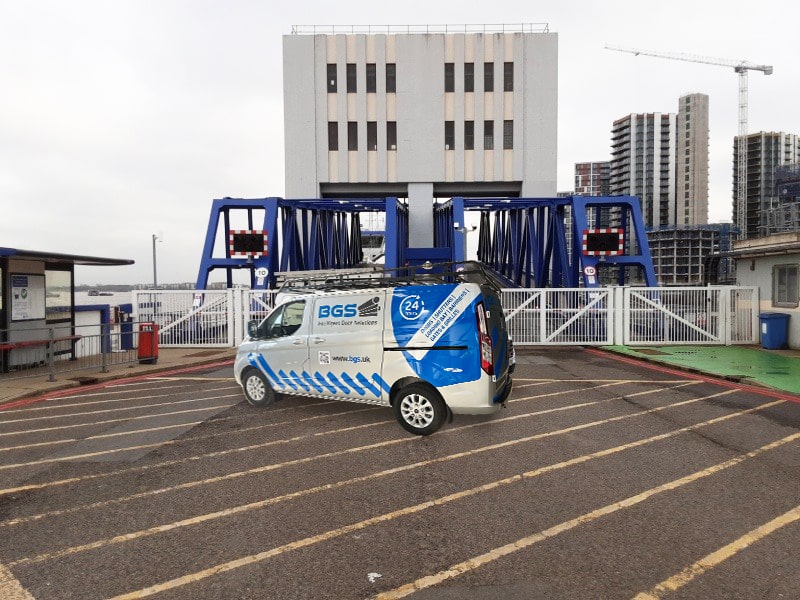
left=460, top=195, right=656, bottom=287
left=196, top=195, right=655, bottom=289
left=196, top=197, right=407, bottom=289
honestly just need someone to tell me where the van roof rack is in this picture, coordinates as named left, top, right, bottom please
left=276, top=261, right=500, bottom=294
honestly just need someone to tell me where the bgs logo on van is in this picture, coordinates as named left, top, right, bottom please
left=318, top=297, right=381, bottom=319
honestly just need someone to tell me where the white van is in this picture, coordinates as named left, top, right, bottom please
left=234, top=262, right=513, bottom=435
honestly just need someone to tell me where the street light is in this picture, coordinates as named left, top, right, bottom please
left=152, top=233, right=162, bottom=289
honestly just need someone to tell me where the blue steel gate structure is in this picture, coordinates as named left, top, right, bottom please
left=196, top=195, right=657, bottom=291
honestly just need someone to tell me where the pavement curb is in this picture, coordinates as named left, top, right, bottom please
left=0, top=354, right=236, bottom=409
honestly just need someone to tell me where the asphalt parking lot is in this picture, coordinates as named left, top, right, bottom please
left=0, top=347, right=798, bottom=599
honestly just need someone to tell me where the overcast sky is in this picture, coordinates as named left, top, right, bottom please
left=2, top=0, right=798, bottom=286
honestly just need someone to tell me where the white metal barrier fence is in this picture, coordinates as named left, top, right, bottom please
left=501, top=286, right=759, bottom=346
left=131, top=286, right=758, bottom=348
left=132, top=290, right=234, bottom=348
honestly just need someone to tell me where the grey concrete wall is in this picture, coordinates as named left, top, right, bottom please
left=283, top=35, right=320, bottom=198
left=395, top=35, right=445, bottom=182
left=736, top=255, right=800, bottom=349
left=521, top=33, right=558, bottom=197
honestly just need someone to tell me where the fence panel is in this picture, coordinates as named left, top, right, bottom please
left=0, top=323, right=139, bottom=382
left=623, top=287, right=725, bottom=345
left=132, top=290, right=233, bottom=347
left=728, top=286, right=759, bottom=344
left=501, top=288, right=612, bottom=345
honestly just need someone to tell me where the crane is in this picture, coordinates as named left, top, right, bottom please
left=604, top=44, right=773, bottom=237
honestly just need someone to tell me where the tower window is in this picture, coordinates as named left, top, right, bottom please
left=465, top=121, right=474, bottom=150
left=326, top=64, right=337, bottom=93
left=464, top=63, right=474, bottom=93
left=484, top=62, right=494, bottom=92
left=445, top=121, right=454, bottom=150
left=327, top=122, right=338, bottom=151
left=366, top=63, right=376, bottom=93
left=386, top=63, right=396, bottom=93
left=504, top=62, right=513, bottom=92
left=387, top=121, right=397, bottom=150
left=346, top=63, right=357, bottom=93
left=367, top=121, right=377, bottom=151
left=444, top=62, right=454, bottom=93
left=348, top=122, right=358, bottom=151
left=484, top=121, right=494, bottom=150
left=503, top=120, right=513, bottom=149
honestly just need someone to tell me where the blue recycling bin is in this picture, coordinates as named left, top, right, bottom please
left=759, top=312, right=790, bottom=350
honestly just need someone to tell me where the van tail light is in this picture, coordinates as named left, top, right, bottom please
left=476, top=302, right=494, bottom=376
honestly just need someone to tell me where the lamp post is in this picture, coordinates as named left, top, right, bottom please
left=152, top=234, right=161, bottom=289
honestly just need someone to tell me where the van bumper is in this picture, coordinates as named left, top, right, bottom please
left=445, top=376, right=509, bottom=415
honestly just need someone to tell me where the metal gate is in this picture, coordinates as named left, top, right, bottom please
left=133, top=290, right=234, bottom=347
left=501, top=288, right=613, bottom=345
left=133, top=286, right=758, bottom=348
left=623, top=286, right=758, bottom=346
left=502, top=287, right=758, bottom=346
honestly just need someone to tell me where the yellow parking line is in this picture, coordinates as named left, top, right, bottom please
left=0, top=415, right=229, bottom=453
left=0, top=382, right=707, bottom=496
left=0, top=404, right=243, bottom=439
left=0, top=384, right=232, bottom=413
left=375, top=432, right=800, bottom=599
left=12, top=390, right=753, bottom=567
left=0, top=383, right=704, bottom=521
left=633, top=504, right=800, bottom=599
left=108, top=417, right=797, bottom=599
left=0, top=393, right=240, bottom=425
left=0, top=564, right=33, bottom=600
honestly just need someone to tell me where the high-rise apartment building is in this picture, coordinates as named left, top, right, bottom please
left=282, top=25, right=558, bottom=245
left=574, top=161, right=610, bottom=196
left=610, top=112, right=677, bottom=228
left=733, top=131, right=800, bottom=239
left=675, top=93, right=709, bottom=225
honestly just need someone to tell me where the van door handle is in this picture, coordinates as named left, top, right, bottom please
left=292, top=338, right=305, bottom=346
left=312, top=337, right=325, bottom=344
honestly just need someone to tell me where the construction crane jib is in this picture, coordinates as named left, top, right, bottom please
left=604, top=44, right=773, bottom=238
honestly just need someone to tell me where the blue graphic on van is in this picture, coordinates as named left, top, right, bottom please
left=249, top=354, right=386, bottom=399
left=389, top=286, right=482, bottom=385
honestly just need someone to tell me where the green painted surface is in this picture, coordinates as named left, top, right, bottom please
left=606, top=345, right=800, bottom=395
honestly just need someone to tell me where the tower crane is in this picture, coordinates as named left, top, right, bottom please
left=605, top=44, right=773, bottom=237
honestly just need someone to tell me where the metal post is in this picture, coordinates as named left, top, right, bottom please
left=152, top=234, right=159, bottom=289
left=47, top=327, right=55, bottom=382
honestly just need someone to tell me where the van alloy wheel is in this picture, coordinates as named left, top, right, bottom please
left=393, top=383, right=446, bottom=436
left=242, top=369, right=275, bottom=407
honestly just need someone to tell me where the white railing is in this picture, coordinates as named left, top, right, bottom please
left=502, top=287, right=759, bottom=346
left=131, top=286, right=759, bottom=348
left=132, top=290, right=234, bottom=348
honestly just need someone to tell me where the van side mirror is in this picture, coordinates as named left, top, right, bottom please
left=247, top=320, right=261, bottom=339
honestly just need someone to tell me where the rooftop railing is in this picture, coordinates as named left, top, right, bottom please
left=291, top=23, right=550, bottom=35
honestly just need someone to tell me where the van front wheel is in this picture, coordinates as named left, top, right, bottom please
left=393, top=383, right=446, bottom=436
left=242, top=369, right=275, bottom=407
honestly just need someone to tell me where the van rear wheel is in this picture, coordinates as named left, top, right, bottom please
left=393, top=383, right=446, bottom=436
left=242, top=368, right=275, bottom=407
